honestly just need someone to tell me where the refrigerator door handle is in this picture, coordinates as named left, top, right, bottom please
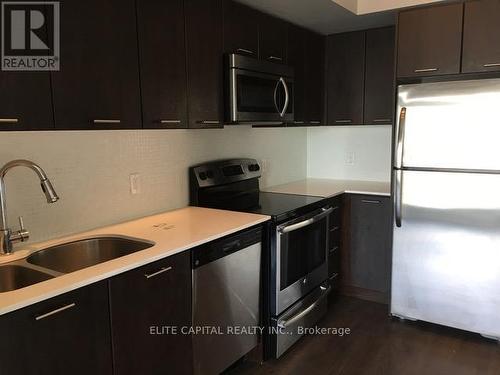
left=395, top=107, right=407, bottom=169
left=395, top=169, right=403, bottom=227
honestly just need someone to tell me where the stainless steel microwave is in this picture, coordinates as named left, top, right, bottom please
left=225, top=54, right=294, bottom=125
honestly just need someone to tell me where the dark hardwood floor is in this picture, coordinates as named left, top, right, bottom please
left=229, top=297, right=500, bottom=375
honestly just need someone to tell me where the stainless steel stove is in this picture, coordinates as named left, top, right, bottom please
left=190, top=158, right=332, bottom=358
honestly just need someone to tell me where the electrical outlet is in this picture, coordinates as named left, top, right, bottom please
left=345, top=151, right=356, bottom=166
left=129, top=173, right=141, bottom=195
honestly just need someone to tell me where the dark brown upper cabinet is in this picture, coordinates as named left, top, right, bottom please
left=287, top=25, right=325, bottom=126
left=259, top=13, right=287, bottom=63
left=287, top=24, right=307, bottom=125
left=51, top=0, right=141, bottom=130
left=462, top=0, right=500, bottom=73
left=223, top=0, right=259, bottom=57
left=185, top=0, right=224, bottom=129
left=109, top=252, right=192, bottom=375
left=0, top=72, right=54, bottom=131
left=304, top=30, right=325, bottom=125
left=397, top=3, right=463, bottom=78
left=364, top=27, right=395, bottom=125
left=326, top=31, right=366, bottom=125
left=137, top=0, right=188, bottom=129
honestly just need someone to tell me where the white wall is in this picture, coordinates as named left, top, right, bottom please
left=307, top=125, right=392, bottom=182
left=0, top=127, right=307, bottom=244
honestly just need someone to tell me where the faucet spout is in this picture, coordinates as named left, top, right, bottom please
left=0, top=160, right=59, bottom=254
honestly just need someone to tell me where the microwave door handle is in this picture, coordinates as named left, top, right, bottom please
left=395, top=107, right=407, bottom=169
left=273, top=79, right=281, bottom=114
left=279, top=77, right=290, bottom=118
left=279, top=207, right=334, bottom=234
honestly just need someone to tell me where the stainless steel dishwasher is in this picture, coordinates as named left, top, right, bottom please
left=192, top=227, right=262, bottom=375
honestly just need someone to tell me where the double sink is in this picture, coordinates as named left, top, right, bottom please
left=0, top=237, right=154, bottom=293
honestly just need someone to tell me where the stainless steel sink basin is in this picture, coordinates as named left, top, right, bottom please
left=27, top=237, right=154, bottom=273
left=0, top=265, right=54, bottom=292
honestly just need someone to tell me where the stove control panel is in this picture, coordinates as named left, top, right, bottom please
left=190, top=158, right=261, bottom=188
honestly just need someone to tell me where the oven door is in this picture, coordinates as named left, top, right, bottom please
left=229, top=69, right=294, bottom=125
left=273, top=206, right=332, bottom=315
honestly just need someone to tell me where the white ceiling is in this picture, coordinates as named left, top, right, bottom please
left=236, top=0, right=448, bottom=35
left=236, top=0, right=397, bottom=35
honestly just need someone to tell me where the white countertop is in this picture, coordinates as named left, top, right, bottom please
left=263, top=178, right=391, bottom=198
left=0, top=207, right=269, bottom=316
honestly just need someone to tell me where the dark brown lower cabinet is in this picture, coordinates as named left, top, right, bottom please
left=342, top=194, right=392, bottom=304
left=109, top=251, right=192, bottom=375
left=0, top=281, right=112, bottom=375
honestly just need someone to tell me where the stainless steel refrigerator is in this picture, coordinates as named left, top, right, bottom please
left=391, top=78, right=500, bottom=340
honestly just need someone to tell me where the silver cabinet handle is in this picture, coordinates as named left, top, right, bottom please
left=197, top=120, right=220, bottom=125
left=373, top=119, right=391, bottom=123
left=237, top=48, right=254, bottom=55
left=329, top=246, right=339, bottom=254
left=395, top=169, right=403, bottom=228
left=268, top=55, right=282, bottom=61
left=278, top=285, right=331, bottom=329
left=280, top=78, right=290, bottom=118
left=279, top=207, right=333, bottom=234
left=361, top=199, right=381, bottom=204
left=330, top=226, right=340, bottom=232
left=93, top=119, right=121, bottom=124
left=483, top=63, right=500, bottom=68
left=159, top=120, right=181, bottom=124
left=35, top=303, right=76, bottom=321
left=0, top=118, right=19, bottom=124
left=395, top=107, right=406, bottom=169
left=335, top=119, right=352, bottom=124
left=293, top=121, right=304, bottom=124
left=310, top=121, right=321, bottom=124
left=414, top=68, right=438, bottom=73
left=144, top=266, right=172, bottom=279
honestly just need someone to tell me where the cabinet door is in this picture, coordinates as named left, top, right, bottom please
left=286, top=24, right=306, bottom=125
left=348, top=195, right=392, bottom=303
left=223, top=0, right=259, bottom=57
left=462, top=0, right=500, bottom=73
left=304, top=30, right=325, bottom=125
left=137, top=0, right=188, bottom=129
left=52, top=0, right=141, bottom=129
left=259, top=13, right=287, bottom=63
left=0, top=282, right=112, bottom=374
left=397, top=3, right=463, bottom=78
left=109, top=252, right=192, bottom=375
left=326, top=31, right=365, bottom=125
left=364, top=27, right=395, bottom=125
left=185, top=0, right=223, bottom=129
left=0, top=72, right=54, bottom=130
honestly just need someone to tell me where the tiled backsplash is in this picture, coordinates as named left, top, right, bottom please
left=0, top=127, right=307, bottom=245
left=307, top=125, right=392, bottom=182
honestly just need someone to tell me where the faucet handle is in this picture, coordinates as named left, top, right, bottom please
left=10, top=216, right=30, bottom=243
left=18, top=216, right=25, bottom=231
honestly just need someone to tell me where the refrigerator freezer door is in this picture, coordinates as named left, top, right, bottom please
left=391, top=169, right=500, bottom=338
left=396, top=78, right=500, bottom=171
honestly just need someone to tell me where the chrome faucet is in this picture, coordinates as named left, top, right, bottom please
left=0, top=160, right=59, bottom=255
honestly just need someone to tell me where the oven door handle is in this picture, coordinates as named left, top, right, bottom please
left=277, top=285, right=331, bottom=329
left=278, top=207, right=333, bottom=234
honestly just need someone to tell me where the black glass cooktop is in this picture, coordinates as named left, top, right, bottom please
left=247, top=192, right=324, bottom=220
